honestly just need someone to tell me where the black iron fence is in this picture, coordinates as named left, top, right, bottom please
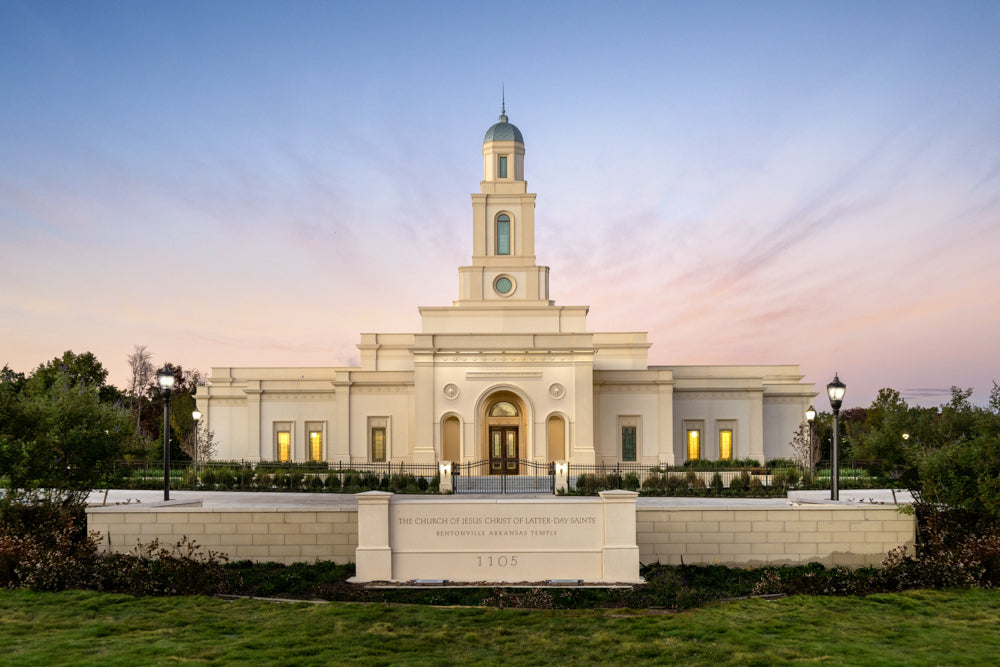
left=105, top=457, right=888, bottom=494
left=453, top=459, right=554, bottom=494
left=106, top=459, right=441, bottom=493
left=568, top=459, right=889, bottom=493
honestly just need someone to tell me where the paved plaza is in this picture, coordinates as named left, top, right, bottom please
left=86, top=488, right=915, bottom=509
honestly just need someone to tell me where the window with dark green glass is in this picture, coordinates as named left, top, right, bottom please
left=498, top=155, right=508, bottom=178
left=622, top=426, right=637, bottom=462
left=372, top=427, right=387, bottom=462
left=496, top=214, right=510, bottom=255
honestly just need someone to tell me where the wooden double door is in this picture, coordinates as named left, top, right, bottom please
left=489, top=426, right=519, bottom=475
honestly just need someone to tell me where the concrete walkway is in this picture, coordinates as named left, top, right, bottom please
left=86, top=488, right=914, bottom=509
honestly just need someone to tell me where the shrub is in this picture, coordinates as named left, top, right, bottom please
left=642, top=473, right=665, bottom=491
left=664, top=474, right=683, bottom=493
left=235, top=466, right=255, bottom=489
left=0, top=498, right=97, bottom=592
left=731, top=470, right=751, bottom=492
left=216, top=467, right=236, bottom=490
left=771, top=471, right=788, bottom=492
left=94, top=537, right=229, bottom=596
left=389, top=474, right=416, bottom=492
left=622, top=473, right=640, bottom=491
left=343, top=471, right=363, bottom=489
left=325, top=474, right=342, bottom=491
left=200, top=467, right=218, bottom=489
left=574, top=473, right=595, bottom=494
left=309, top=475, right=325, bottom=491
left=710, top=472, right=724, bottom=495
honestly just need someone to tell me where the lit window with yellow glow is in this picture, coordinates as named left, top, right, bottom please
left=719, top=429, right=733, bottom=460
left=277, top=431, right=291, bottom=462
left=372, top=427, right=387, bottom=462
left=309, top=431, right=322, bottom=462
left=687, top=429, right=700, bottom=460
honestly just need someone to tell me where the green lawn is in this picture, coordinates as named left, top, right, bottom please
left=2, top=588, right=999, bottom=666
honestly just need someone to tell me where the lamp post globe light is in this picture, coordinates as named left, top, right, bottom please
left=192, top=410, right=202, bottom=480
left=805, top=405, right=817, bottom=476
left=157, top=365, right=176, bottom=501
left=826, top=373, right=846, bottom=501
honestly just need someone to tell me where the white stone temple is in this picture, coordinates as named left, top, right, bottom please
left=196, top=109, right=815, bottom=470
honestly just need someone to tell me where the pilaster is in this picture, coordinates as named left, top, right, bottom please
left=243, top=381, right=263, bottom=459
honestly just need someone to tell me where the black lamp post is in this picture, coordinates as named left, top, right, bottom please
left=805, top=404, right=816, bottom=476
left=157, top=365, right=176, bottom=501
left=827, top=374, right=846, bottom=501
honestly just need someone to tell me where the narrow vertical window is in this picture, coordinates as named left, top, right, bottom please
left=309, top=431, right=323, bottom=462
left=372, top=427, right=387, bottom=462
left=719, top=429, right=733, bottom=460
left=277, top=431, right=291, bottom=462
left=496, top=214, right=510, bottom=255
left=687, top=429, right=700, bottom=461
left=498, top=155, right=508, bottom=178
left=622, top=426, right=637, bottom=462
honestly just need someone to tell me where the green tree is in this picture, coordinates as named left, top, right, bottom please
left=139, top=363, right=204, bottom=462
left=0, top=353, right=132, bottom=505
left=29, top=350, right=122, bottom=404
left=849, top=388, right=912, bottom=475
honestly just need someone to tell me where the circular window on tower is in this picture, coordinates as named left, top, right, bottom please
left=494, top=275, right=515, bottom=297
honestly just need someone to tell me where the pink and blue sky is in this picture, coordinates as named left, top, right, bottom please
left=2, top=1, right=998, bottom=408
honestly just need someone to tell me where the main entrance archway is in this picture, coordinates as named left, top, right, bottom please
left=481, top=391, right=527, bottom=475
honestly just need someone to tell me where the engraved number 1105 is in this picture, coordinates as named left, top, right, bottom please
left=476, top=555, right=518, bottom=567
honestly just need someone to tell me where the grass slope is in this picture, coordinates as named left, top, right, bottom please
left=2, top=589, right=999, bottom=666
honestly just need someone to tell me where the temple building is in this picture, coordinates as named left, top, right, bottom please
left=195, top=110, right=815, bottom=470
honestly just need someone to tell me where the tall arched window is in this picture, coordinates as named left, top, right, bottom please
left=496, top=214, right=510, bottom=255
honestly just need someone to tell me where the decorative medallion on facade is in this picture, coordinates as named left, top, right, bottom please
left=549, top=383, right=566, bottom=399
left=442, top=383, right=460, bottom=399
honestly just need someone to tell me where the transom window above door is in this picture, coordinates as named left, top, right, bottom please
left=490, top=401, right=518, bottom=417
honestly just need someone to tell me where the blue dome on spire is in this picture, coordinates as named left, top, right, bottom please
left=483, top=112, right=523, bottom=144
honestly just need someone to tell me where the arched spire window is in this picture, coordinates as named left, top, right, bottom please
left=496, top=214, right=510, bottom=255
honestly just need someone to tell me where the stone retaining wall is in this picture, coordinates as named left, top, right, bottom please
left=87, top=501, right=357, bottom=565
left=636, top=505, right=914, bottom=567
left=87, top=500, right=914, bottom=569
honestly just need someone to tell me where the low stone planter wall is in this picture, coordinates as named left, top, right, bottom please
left=636, top=505, right=915, bottom=567
left=87, top=501, right=357, bottom=565
left=87, top=498, right=915, bottom=570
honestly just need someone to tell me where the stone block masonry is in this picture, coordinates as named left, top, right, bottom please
left=87, top=497, right=915, bottom=572
left=87, top=501, right=358, bottom=566
left=635, top=505, right=915, bottom=567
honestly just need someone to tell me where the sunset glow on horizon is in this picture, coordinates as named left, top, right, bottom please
left=2, top=1, right=998, bottom=409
